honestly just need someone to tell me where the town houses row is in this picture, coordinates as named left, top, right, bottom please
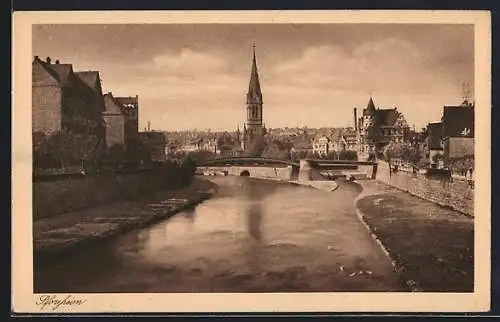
left=32, top=56, right=166, bottom=161
left=162, top=95, right=474, bottom=169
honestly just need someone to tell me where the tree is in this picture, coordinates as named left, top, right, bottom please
left=186, top=150, right=217, bottom=163
left=338, top=150, right=358, bottom=161
left=305, top=150, right=315, bottom=159
left=418, top=158, right=430, bottom=169
left=106, top=143, right=126, bottom=163
left=243, top=134, right=267, bottom=157
left=383, top=142, right=419, bottom=164
left=126, top=137, right=152, bottom=165
left=180, top=155, right=197, bottom=185
left=431, top=152, right=444, bottom=164
left=324, top=151, right=338, bottom=160
left=262, top=139, right=291, bottom=160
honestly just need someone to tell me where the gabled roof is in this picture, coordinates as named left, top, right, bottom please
left=103, top=92, right=123, bottom=114
left=75, top=71, right=100, bottom=91
left=34, top=58, right=74, bottom=86
left=441, top=104, right=474, bottom=138
left=375, top=108, right=399, bottom=126
left=48, top=63, right=73, bottom=86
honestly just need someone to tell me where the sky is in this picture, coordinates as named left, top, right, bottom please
left=33, top=23, right=474, bottom=131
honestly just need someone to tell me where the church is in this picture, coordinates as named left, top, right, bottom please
left=238, top=45, right=266, bottom=153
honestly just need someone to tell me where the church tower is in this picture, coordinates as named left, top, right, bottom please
left=245, top=44, right=264, bottom=134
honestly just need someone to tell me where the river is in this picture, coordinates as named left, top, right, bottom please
left=34, top=176, right=404, bottom=293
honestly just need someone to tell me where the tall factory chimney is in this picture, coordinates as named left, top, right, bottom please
left=353, top=107, right=358, bottom=132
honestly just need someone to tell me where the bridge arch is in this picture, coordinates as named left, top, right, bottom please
left=240, top=170, right=250, bottom=177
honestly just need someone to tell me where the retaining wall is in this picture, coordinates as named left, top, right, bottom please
left=375, top=161, right=474, bottom=216
left=33, top=168, right=182, bottom=220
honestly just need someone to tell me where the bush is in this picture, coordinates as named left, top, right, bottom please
left=338, top=150, right=358, bottom=161
left=180, top=155, right=197, bottom=185
left=418, top=158, right=431, bottom=169
left=33, top=130, right=104, bottom=169
left=186, top=150, right=217, bottom=164
left=243, top=135, right=267, bottom=157
left=161, top=160, right=183, bottom=188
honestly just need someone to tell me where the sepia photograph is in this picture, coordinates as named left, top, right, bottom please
left=12, top=10, right=491, bottom=313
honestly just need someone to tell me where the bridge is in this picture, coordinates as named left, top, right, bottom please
left=197, top=157, right=300, bottom=167
left=196, top=157, right=378, bottom=181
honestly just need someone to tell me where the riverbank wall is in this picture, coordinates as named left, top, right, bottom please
left=34, top=178, right=217, bottom=262
left=33, top=168, right=186, bottom=220
left=375, top=161, right=474, bottom=216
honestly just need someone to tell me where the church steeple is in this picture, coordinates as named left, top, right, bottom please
left=247, top=44, right=263, bottom=104
left=243, top=44, right=264, bottom=153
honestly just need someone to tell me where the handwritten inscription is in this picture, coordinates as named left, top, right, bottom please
left=36, top=295, right=87, bottom=311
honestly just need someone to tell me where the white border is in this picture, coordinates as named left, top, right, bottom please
left=12, top=10, right=491, bottom=313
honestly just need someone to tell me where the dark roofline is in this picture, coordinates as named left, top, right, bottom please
left=34, top=58, right=62, bottom=84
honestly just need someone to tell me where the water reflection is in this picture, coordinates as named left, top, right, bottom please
left=246, top=202, right=263, bottom=241
left=242, top=178, right=267, bottom=242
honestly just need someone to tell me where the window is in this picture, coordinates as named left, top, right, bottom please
left=39, top=95, right=48, bottom=105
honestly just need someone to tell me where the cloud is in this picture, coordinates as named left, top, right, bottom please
left=152, top=48, right=230, bottom=75
left=38, top=26, right=472, bottom=131
left=269, top=39, right=462, bottom=96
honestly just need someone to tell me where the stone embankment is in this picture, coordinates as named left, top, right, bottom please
left=375, top=161, right=474, bottom=216
left=34, top=178, right=218, bottom=262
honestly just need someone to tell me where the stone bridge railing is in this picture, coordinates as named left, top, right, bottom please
left=197, top=158, right=378, bottom=182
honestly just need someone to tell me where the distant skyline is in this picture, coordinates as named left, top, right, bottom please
left=33, top=24, right=474, bottom=131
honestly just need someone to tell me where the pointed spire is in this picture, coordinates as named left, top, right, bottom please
left=247, top=44, right=263, bottom=104
left=366, top=96, right=376, bottom=115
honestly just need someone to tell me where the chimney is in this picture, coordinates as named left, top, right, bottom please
left=353, top=107, right=358, bottom=132
left=46, top=57, right=51, bottom=64
left=55, top=60, right=60, bottom=64
left=34, top=56, right=39, bottom=61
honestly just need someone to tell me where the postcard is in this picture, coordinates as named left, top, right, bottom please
left=12, top=10, right=491, bottom=313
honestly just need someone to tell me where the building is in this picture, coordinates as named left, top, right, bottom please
left=197, top=138, right=218, bottom=154
left=102, top=92, right=125, bottom=147
left=426, top=122, right=444, bottom=168
left=32, top=56, right=106, bottom=141
left=115, top=95, right=139, bottom=147
left=139, top=131, right=167, bottom=162
left=342, top=128, right=359, bottom=151
left=326, top=128, right=344, bottom=152
left=312, top=135, right=330, bottom=156
left=441, top=100, right=474, bottom=164
left=242, top=45, right=266, bottom=152
left=356, top=97, right=410, bottom=159
left=179, top=141, right=200, bottom=153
